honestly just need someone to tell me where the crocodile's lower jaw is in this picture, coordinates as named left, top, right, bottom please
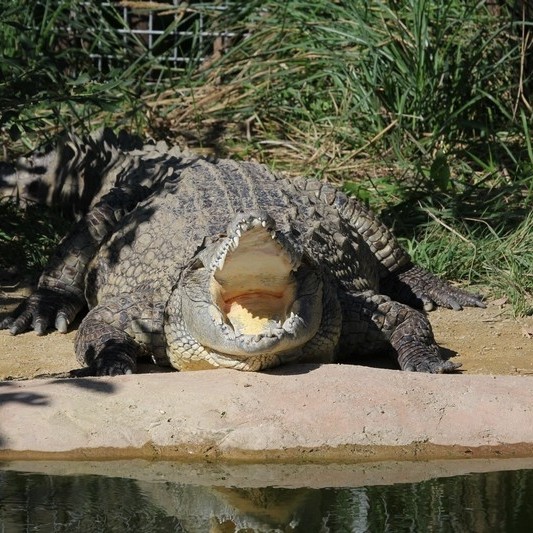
left=179, top=223, right=323, bottom=359
left=213, top=275, right=299, bottom=340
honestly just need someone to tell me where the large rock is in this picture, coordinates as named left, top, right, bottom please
left=1, top=364, right=532, bottom=461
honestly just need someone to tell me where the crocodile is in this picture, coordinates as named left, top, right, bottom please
left=0, top=132, right=485, bottom=375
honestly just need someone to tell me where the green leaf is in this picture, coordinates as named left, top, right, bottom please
left=343, top=181, right=371, bottom=202
left=68, top=74, right=91, bottom=86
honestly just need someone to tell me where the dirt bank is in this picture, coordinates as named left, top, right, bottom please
left=1, top=363, right=533, bottom=462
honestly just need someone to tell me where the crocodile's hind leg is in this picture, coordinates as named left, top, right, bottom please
left=289, top=177, right=485, bottom=312
left=75, top=291, right=166, bottom=376
left=380, top=265, right=485, bottom=311
left=341, top=290, right=458, bottom=373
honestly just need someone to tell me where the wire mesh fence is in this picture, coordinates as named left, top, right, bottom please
left=82, top=1, right=233, bottom=73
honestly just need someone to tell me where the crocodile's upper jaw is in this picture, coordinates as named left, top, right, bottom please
left=178, top=213, right=323, bottom=363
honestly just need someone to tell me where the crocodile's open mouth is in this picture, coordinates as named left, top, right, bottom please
left=212, top=224, right=298, bottom=336
left=180, top=212, right=323, bottom=360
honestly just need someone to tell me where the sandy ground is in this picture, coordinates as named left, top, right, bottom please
left=1, top=286, right=532, bottom=379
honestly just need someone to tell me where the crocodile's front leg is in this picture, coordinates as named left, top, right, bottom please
left=0, top=185, right=150, bottom=335
left=76, top=291, right=166, bottom=375
left=341, top=290, right=458, bottom=373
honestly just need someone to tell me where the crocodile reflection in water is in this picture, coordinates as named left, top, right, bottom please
left=2, top=468, right=532, bottom=532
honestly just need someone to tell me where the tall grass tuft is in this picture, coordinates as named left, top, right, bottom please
left=156, top=0, right=531, bottom=207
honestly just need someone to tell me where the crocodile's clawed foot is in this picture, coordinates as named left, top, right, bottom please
left=0, top=288, right=83, bottom=335
left=384, top=265, right=485, bottom=312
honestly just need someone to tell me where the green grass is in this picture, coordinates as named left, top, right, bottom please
left=176, top=1, right=531, bottom=180
left=401, top=213, right=533, bottom=316
left=0, top=0, right=531, bottom=315
left=0, top=0, right=212, bottom=151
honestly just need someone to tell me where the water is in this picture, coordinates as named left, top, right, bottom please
left=1, top=462, right=532, bottom=532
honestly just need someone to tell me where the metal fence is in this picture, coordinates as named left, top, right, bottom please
left=89, top=1, right=233, bottom=71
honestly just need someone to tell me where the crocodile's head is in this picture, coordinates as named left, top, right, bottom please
left=174, top=211, right=323, bottom=369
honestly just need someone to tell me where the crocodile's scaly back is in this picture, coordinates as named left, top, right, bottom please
left=88, top=158, right=296, bottom=299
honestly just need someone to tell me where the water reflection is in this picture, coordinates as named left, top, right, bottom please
left=0, top=467, right=532, bottom=532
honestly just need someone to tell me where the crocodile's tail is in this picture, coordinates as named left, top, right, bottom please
left=0, top=128, right=144, bottom=218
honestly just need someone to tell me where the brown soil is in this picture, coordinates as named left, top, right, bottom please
left=1, top=286, right=532, bottom=380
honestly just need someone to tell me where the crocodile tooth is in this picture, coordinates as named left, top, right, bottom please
left=216, top=250, right=227, bottom=271
left=268, top=325, right=284, bottom=338
left=283, top=312, right=304, bottom=333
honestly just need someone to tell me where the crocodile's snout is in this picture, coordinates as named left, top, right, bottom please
left=213, top=212, right=300, bottom=337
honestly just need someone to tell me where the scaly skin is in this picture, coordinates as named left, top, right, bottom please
left=0, top=135, right=485, bottom=376
left=0, top=129, right=142, bottom=217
